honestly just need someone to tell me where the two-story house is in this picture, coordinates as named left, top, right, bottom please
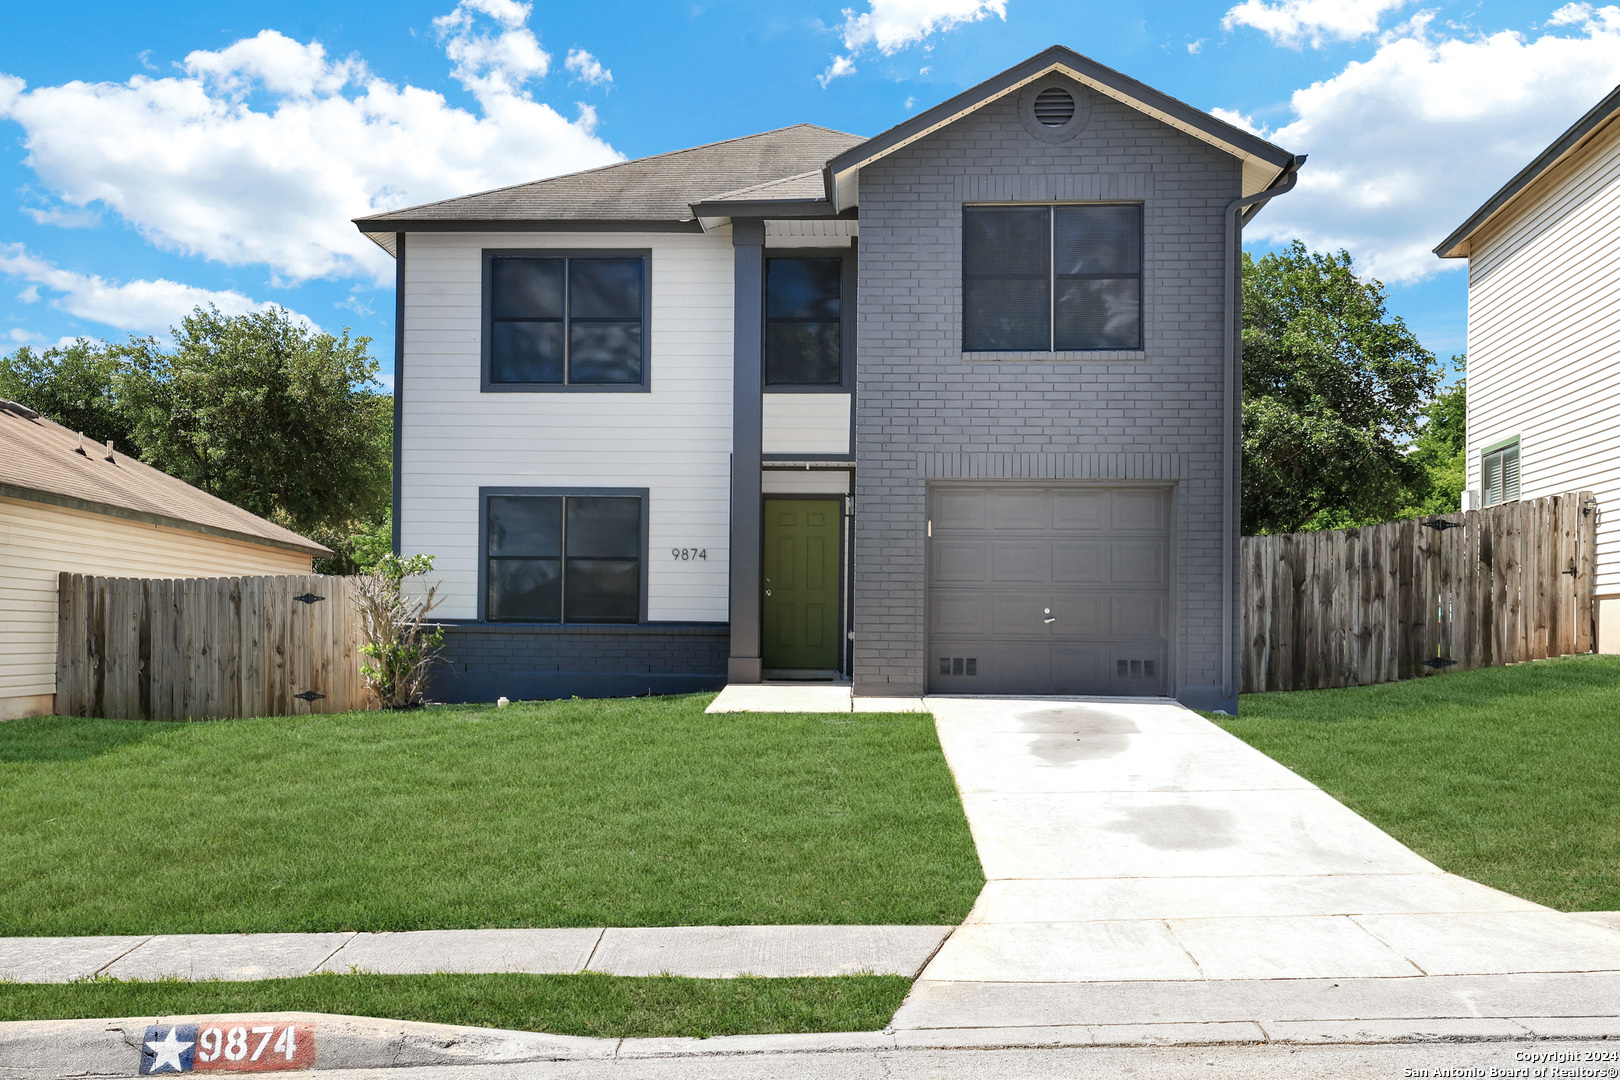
left=1435, top=85, right=1620, bottom=655
left=354, top=46, right=1301, bottom=711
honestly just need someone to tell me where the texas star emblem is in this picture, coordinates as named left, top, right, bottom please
left=140, top=1026, right=197, bottom=1074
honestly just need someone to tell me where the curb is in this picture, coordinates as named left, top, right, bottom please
left=5, top=1010, right=1620, bottom=1076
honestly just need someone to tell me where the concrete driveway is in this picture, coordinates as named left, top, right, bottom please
left=895, top=696, right=1620, bottom=1035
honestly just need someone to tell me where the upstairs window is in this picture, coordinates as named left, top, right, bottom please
left=963, top=204, right=1143, bottom=352
left=485, top=253, right=647, bottom=389
left=1481, top=440, right=1520, bottom=506
left=766, top=256, right=844, bottom=386
left=485, top=493, right=643, bottom=623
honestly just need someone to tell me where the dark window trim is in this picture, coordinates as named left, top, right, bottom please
left=961, top=201, right=1145, bottom=355
left=762, top=247, right=857, bottom=394
left=480, top=249, right=652, bottom=393
left=477, top=486, right=650, bottom=624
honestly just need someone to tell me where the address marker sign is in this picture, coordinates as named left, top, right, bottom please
left=139, top=1024, right=316, bottom=1074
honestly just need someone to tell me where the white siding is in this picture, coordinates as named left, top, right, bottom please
left=1466, top=123, right=1620, bottom=597
left=399, top=230, right=734, bottom=621
left=762, top=469, right=852, bottom=494
left=0, top=496, right=312, bottom=717
left=762, top=394, right=851, bottom=455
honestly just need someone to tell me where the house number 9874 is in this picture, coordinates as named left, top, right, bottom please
left=671, top=548, right=707, bottom=561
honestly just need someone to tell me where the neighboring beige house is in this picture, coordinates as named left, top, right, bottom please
left=1436, top=84, right=1620, bottom=654
left=0, top=398, right=330, bottom=719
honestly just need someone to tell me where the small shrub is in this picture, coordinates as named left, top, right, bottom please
left=352, top=553, right=443, bottom=709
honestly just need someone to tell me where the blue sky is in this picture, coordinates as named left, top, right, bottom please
left=4, top=0, right=1620, bottom=383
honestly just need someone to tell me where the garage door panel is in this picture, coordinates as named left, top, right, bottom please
left=1053, top=541, right=1106, bottom=582
left=991, top=489, right=1049, bottom=530
left=932, top=541, right=986, bottom=583
left=1111, top=541, right=1168, bottom=585
left=928, top=483, right=1171, bottom=696
left=992, top=542, right=1047, bottom=582
left=934, top=488, right=988, bottom=530
left=1111, top=593, right=1167, bottom=637
left=1111, top=489, right=1169, bottom=531
left=1051, top=489, right=1109, bottom=531
left=932, top=593, right=988, bottom=636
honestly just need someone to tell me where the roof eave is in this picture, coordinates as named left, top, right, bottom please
left=1434, top=83, right=1620, bottom=260
left=352, top=218, right=706, bottom=234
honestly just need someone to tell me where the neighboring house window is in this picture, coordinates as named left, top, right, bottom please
left=485, top=493, right=643, bottom=622
left=484, top=252, right=648, bottom=389
left=1481, top=440, right=1521, bottom=507
left=963, top=204, right=1143, bottom=352
left=765, top=256, right=844, bottom=385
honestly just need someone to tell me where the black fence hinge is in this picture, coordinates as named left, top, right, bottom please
left=1422, top=657, right=1458, bottom=669
left=1422, top=520, right=1462, bottom=532
left=1562, top=560, right=1578, bottom=577
left=293, top=593, right=325, bottom=604
left=294, top=690, right=326, bottom=702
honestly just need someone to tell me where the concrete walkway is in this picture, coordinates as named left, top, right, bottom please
left=0, top=926, right=953, bottom=984
left=892, top=696, right=1620, bottom=1035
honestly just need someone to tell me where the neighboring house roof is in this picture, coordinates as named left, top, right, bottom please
left=1436, top=84, right=1620, bottom=259
left=353, top=124, right=863, bottom=249
left=824, top=45, right=1296, bottom=212
left=0, top=399, right=331, bottom=558
left=353, top=46, right=1299, bottom=250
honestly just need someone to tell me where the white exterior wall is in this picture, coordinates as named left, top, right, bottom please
left=762, top=394, right=851, bottom=455
left=0, top=496, right=313, bottom=718
left=399, top=230, right=734, bottom=622
left=1466, top=123, right=1620, bottom=603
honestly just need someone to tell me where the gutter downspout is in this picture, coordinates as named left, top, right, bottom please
left=1222, top=155, right=1305, bottom=705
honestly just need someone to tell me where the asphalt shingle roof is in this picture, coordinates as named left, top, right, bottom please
left=355, top=124, right=861, bottom=226
left=0, top=401, right=331, bottom=557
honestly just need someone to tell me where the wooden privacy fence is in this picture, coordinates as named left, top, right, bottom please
left=1242, top=491, right=1598, bottom=693
left=56, top=573, right=366, bottom=720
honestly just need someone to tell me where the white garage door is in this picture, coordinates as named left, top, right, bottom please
left=927, top=484, right=1172, bottom=696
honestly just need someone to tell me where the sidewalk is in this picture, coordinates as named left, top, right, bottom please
left=0, top=926, right=953, bottom=983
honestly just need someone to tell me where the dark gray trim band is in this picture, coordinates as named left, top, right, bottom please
left=728, top=219, right=766, bottom=683
left=690, top=201, right=857, bottom=220
left=356, top=219, right=704, bottom=234
left=1436, top=85, right=1620, bottom=258
left=0, top=483, right=329, bottom=559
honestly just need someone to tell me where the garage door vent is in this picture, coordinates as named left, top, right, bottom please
left=939, top=657, right=978, bottom=676
left=1117, top=659, right=1157, bottom=679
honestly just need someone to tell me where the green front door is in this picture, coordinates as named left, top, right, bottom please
left=762, top=498, right=842, bottom=672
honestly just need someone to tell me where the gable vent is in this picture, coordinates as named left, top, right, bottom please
left=1032, top=87, right=1076, bottom=127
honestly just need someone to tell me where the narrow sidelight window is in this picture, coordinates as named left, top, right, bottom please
left=963, top=204, right=1143, bottom=352
left=766, top=257, right=843, bottom=385
left=1481, top=441, right=1520, bottom=507
left=486, top=494, right=642, bottom=622
left=487, top=254, right=645, bottom=387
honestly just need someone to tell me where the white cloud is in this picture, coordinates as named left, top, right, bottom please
left=1187, top=38, right=1207, bottom=53
left=1548, top=1, right=1595, bottom=22
left=0, top=244, right=317, bottom=336
left=819, top=0, right=1005, bottom=84
left=8, top=327, right=40, bottom=343
left=1238, top=5, right=1620, bottom=282
left=0, top=4, right=621, bottom=286
left=564, top=48, right=611, bottom=86
left=1222, top=0, right=1408, bottom=47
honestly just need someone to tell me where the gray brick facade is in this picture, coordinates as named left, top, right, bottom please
left=429, top=623, right=729, bottom=702
left=851, top=77, right=1241, bottom=709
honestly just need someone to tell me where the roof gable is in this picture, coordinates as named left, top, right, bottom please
left=1435, top=84, right=1620, bottom=259
left=824, top=45, right=1296, bottom=211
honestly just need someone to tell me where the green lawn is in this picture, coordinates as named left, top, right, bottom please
left=1217, top=655, right=1620, bottom=912
left=0, top=972, right=910, bottom=1038
left=0, top=694, right=982, bottom=936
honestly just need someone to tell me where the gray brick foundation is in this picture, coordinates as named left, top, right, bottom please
left=428, top=622, right=729, bottom=703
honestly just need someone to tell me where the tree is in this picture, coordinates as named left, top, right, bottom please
left=121, top=306, right=391, bottom=538
left=1399, top=367, right=1466, bottom=518
left=1241, top=242, right=1442, bottom=534
left=0, top=338, right=136, bottom=449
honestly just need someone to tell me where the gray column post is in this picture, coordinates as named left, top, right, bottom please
left=728, top=219, right=765, bottom=683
